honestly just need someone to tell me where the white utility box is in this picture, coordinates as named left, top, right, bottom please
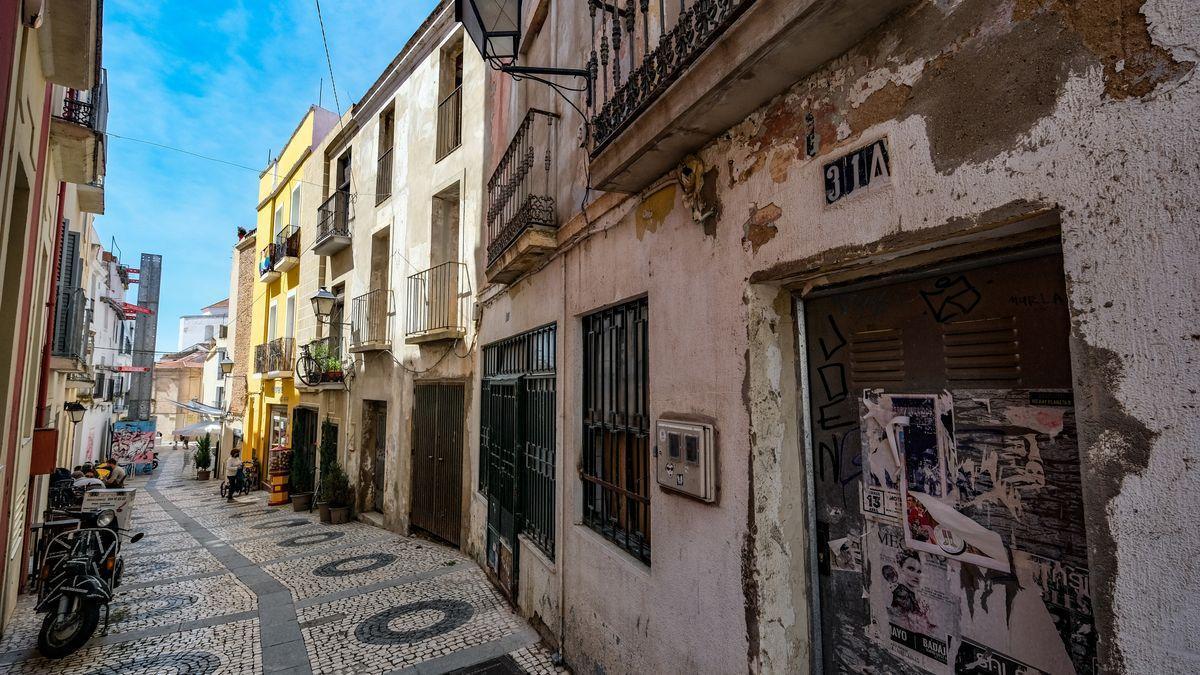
left=654, top=419, right=716, bottom=502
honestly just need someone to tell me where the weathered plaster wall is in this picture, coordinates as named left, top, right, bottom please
left=704, top=1, right=1200, bottom=671
left=484, top=0, right=1198, bottom=672
left=331, top=15, right=485, bottom=538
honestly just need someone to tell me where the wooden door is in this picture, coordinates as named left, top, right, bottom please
left=410, top=383, right=464, bottom=545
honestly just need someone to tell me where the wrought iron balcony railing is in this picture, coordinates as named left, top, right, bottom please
left=299, top=336, right=346, bottom=386
left=56, top=69, right=109, bottom=134
left=274, top=225, right=300, bottom=259
left=351, top=289, right=392, bottom=349
left=436, top=86, right=463, bottom=161
left=406, top=262, right=469, bottom=340
left=259, top=243, right=279, bottom=277
left=487, top=109, right=558, bottom=264
left=588, top=0, right=754, bottom=154
left=315, top=189, right=351, bottom=252
left=376, top=148, right=393, bottom=205
left=52, top=287, right=89, bottom=361
left=255, top=337, right=295, bottom=375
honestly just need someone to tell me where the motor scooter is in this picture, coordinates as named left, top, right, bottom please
left=34, top=508, right=143, bottom=658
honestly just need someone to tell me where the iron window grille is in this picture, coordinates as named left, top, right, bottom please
left=436, top=86, right=463, bottom=161
left=376, top=147, right=393, bottom=205
left=480, top=323, right=557, bottom=560
left=581, top=297, right=650, bottom=564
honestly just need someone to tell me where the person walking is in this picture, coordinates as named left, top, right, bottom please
left=225, top=449, right=243, bottom=502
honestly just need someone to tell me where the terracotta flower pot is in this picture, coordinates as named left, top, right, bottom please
left=329, top=506, right=350, bottom=525
left=197, top=469, right=210, bottom=481
left=292, top=493, right=313, bottom=512
left=317, top=502, right=332, bottom=524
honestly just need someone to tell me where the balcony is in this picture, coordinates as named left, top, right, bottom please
left=376, top=148, right=393, bottom=205
left=259, top=243, right=281, bottom=282
left=50, top=69, right=107, bottom=207
left=50, top=287, right=90, bottom=370
left=65, top=371, right=93, bottom=390
left=485, top=109, right=559, bottom=284
left=39, top=0, right=101, bottom=90
left=314, top=190, right=351, bottom=256
left=587, top=0, right=914, bottom=193
left=254, top=337, right=295, bottom=378
left=273, top=225, right=300, bottom=273
left=436, top=86, right=463, bottom=161
left=350, top=289, right=392, bottom=353
left=405, top=262, right=469, bottom=344
left=297, top=336, right=346, bottom=389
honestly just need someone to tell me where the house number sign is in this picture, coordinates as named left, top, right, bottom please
left=824, top=138, right=891, bottom=204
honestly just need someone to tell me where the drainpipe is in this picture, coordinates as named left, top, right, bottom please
left=35, top=181, right=67, bottom=429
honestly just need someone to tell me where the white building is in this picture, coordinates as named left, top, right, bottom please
left=177, top=298, right=228, bottom=350
left=74, top=232, right=134, bottom=466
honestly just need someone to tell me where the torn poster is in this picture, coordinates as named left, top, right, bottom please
left=894, top=394, right=1011, bottom=573
left=957, top=550, right=1081, bottom=674
left=827, top=534, right=863, bottom=573
left=858, top=391, right=907, bottom=523
left=865, top=523, right=956, bottom=670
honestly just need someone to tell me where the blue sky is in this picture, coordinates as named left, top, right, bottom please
left=100, top=0, right=440, bottom=352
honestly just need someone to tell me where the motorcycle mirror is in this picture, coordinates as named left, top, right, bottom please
left=129, top=532, right=145, bottom=543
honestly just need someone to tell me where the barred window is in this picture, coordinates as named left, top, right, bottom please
left=480, top=324, right=557, bottom=560
left=581, top=297, right=650, bottom=564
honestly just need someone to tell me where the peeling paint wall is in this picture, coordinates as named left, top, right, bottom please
left=479, top=0, right=1200, bottom=672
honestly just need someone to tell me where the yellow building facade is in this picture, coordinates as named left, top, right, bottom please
left=243, top=106, right=337, bottom=501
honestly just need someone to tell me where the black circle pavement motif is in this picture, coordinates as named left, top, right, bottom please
left=251, top=518, right=310, bottom=530
left=312, top=553, right=398, bottom=578
left=83, top=651, right=220, bottom=675
left=354, top=599, right=475, bottom=645
left=117, top=594, right=198, bottom=622
left=279, top=531, right=345, bottom=548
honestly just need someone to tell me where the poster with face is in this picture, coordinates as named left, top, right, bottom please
left=866, top=523, right=957, bottom=670
left=861, top=389, right=1095, bottom=674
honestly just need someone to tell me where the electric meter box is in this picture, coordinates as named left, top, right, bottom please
left=654, top=419, right=716, bottom=502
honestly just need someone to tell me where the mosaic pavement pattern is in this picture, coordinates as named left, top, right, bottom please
left=0, top=447, right=563, bottom=674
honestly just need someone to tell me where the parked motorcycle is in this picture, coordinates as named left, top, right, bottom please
left=34, top=509, right=143, bottom=658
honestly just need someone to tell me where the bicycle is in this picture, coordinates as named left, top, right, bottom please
left=218, top=462, right=256, bottom=499
left=295, top=341, right=349, bottom=389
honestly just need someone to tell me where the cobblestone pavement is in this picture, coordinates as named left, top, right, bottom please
left=0, top=448, right=566, bottom=674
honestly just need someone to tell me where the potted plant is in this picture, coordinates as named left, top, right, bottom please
left=322, top=462, right=353, bottom=525
left=194, top=434, right=212, bottom=481
left=310, top=342, right=343, bottom=384
left=315, top=419, right=338, bottom=523
left=290, top=445, right=314, bottom=512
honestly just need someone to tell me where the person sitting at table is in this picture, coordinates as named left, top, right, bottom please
left=71, top=471, right=104, bottom=491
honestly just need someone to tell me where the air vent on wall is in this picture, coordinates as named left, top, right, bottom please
left=943, top=316, right=1021, bottom=383
left=849, top=328, right=905, bottom=388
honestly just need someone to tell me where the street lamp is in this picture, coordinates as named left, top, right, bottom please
left=456, top=0, right=592, bottom=105
left=220, top=356, right=234, bottom=376
left=64, top=401, right=87, bottom=425
left=310, top=287, right=337, bottom=324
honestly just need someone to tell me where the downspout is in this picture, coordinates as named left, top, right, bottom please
left=35, top=182, right=67, bottom=429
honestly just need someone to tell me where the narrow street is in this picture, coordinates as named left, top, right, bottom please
left=0, top=449, right=562, bottom=674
